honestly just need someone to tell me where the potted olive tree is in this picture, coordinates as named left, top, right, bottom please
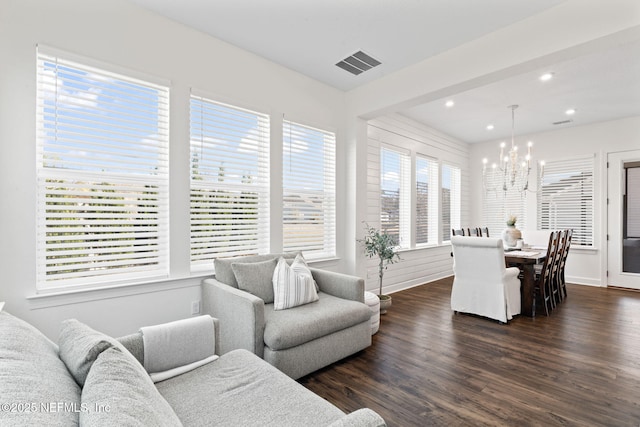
left=359, top=224, right=400, bottom=314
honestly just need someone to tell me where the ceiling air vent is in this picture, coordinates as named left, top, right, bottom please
left=553, top=119, right=573, bottom=125
left=336, top=51, right=381, bottom=76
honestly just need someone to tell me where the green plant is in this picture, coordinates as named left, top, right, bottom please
left=359, top=223, right=401, bottom=297
left=506, top=214, right=517, bottom=227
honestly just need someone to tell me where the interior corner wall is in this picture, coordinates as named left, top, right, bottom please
left=364, top=114, right=470, bottom=294
left=0, top=0, right=345, bottom=340
left=469, top=116, right=640, bottom=287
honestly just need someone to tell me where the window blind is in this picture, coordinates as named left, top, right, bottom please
left=537, top=156, right=594, bottom=246
left=282, top=121, right=336, bottom=259
left=441, top=164, right=461, bottom=242
left=416, top=155, right=439, bottom=245
left=380, top=147, right=410, bottom=248
left=36, top=50, right=169, bottom=291
left=190, top=96, right=270, bottom=267
left=482, top=170, right=528, bottom=239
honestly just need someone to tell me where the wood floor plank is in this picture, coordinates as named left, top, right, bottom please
left=299, top=277, right=640, bottom=426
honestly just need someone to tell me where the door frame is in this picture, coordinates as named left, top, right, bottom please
left=606, top=149, right=640, bottom=289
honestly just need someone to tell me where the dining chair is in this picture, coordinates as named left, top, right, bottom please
left=557, top=229, right=573, bottom=300
left=452, top=228, right=466, bottom=236
left=450, top=236, right=521, bottom=323
left=467, top=227, right=480, bottom=237
left=479, top=227, right=489, bottom=237
left=535, top=230, right=560, bottom=316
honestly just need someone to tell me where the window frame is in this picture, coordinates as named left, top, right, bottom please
left=35, top=47, right=170, bottom=292
left=189, top=94, right=271, bottom=270
left=537, top=155, right=594, bottom=247
left=282, top=119, right=336, bottom=260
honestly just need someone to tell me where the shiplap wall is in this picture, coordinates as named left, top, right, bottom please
left=365, top=114, right=470, bottom=294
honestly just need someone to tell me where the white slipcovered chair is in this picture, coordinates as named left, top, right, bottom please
left=450, top=236, right=521, bottom=323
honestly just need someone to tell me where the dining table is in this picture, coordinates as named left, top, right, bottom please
left=504, top=250, right=546, bottom=317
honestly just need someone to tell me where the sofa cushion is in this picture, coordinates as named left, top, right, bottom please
left=232, top=258, right=278, bottom=303
left=58, top=319, right=123, bottom=387
left=263, top=292, right=371, bottom=351
left=273, top=255, right=319, bottom=310
left=80, top=347, right=182, bottom=427
left=156, top=349, right=345, bottom=427
left=0, top=311, right=81, bottom=426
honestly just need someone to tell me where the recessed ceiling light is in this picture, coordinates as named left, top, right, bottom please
left=486, top=124, right=494, bottom=130
left=565, top=108, right=576, bottom=115
left=539, top=72, right=554, bottom=82
left=445, top=100, right=454, bottom=108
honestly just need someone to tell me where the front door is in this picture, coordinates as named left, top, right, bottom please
left=607, top=150, right=640, bottom=289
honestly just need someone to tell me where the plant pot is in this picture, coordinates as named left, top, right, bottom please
left=379, top=294, right=392, bottom=314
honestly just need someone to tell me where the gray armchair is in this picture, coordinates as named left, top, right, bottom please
left=201, top=254, right=372, bottom=379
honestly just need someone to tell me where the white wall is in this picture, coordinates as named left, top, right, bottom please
left=365, top=114, right=470, bottom=294
left=470, top=116, right=640, bottom=287
left=0, top=0, right=345, bottom=340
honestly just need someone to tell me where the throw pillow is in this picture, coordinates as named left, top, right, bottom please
left=232, top=258, right=278, bottom=303
left=58, top=319, right=123, bottom=387
left=80, top=346, right=182, bottom=427
left=272, top=254, right=319, bottom=310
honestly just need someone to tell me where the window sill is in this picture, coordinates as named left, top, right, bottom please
left=26, top=274, right=209, bottom=310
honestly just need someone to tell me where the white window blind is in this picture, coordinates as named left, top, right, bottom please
left=441, top=164, right=461, bottom=242
left=416, top=155, right=439, bottom=245
left=380, top=147, right=410, bottom=248
left=283, top=120, right=336, bottom=259
left=36, top=50, right=169, bottom=291
left=538, top=156, right=594, bottom=246
left=482, top=172, right=528, bottom=239
left=190, top=96, right=270, bottom=268
left=627, top=167, right=640, bottom=238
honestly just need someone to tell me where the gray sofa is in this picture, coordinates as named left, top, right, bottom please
left=0, top=310, right=386, bottom=426
left=202, top=254, right=373, bottom=379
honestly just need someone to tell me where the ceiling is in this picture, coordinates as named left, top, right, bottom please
left=127, top=0, right=640, bottom=144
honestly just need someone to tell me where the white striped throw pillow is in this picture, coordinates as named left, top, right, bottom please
left=272, top=254, right=319, bottom=310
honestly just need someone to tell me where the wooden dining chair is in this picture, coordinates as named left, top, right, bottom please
left=557, top=229, right=573, bottom=301
left=452, top=228, right=466, bottom=236
left=467, top=227, right=480, bottom=237
left=479, top=227, right=489, bottom=237
left=535, top=230, right=560, bottom=316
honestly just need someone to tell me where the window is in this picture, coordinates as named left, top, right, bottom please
left=482, top=171, right=528, bottom=239
left=36, top=49, right=169, bottom=291
left=380, top=147, right=410, bottom=248
left=416, top=155, right=439, bottom=245
left=282, top=120, right=336, bottom=259
left=190, top=96, right=270, bottom=268
left=538, top=156, right=594, bottom=246
left=441, top=164, right=461, bottom=242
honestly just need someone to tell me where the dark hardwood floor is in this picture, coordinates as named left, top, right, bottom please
left=299, top=277, right=640, bottom=426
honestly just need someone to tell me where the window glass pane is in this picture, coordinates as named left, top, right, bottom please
left=537, top=156, right=594, bottom=246
left=416, top=156, right=438, bottom=245
left=380, top=147, right=409, bottom=247
left=190, top=96, right=270, bottom=268
left=283, top=121, right=336, bottom=259
left=442, top=164, right=461, bottom=242
left=36, top=50, right=169, bottom=290
left=482, top=168, right=528, bottom=238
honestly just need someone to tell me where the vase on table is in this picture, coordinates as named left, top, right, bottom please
left=502, top=225, right=521, bottom=248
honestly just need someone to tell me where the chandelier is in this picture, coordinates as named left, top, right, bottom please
left=482, top=105, right=544, bottom=194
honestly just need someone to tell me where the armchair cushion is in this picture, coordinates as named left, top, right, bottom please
left=263, top=292, right=371, bottom=351
left=273, top=255, right=319, bottom=310
left=232, top=258, right=278, bottom=303
left=215, top=252, right=297, bottom=287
